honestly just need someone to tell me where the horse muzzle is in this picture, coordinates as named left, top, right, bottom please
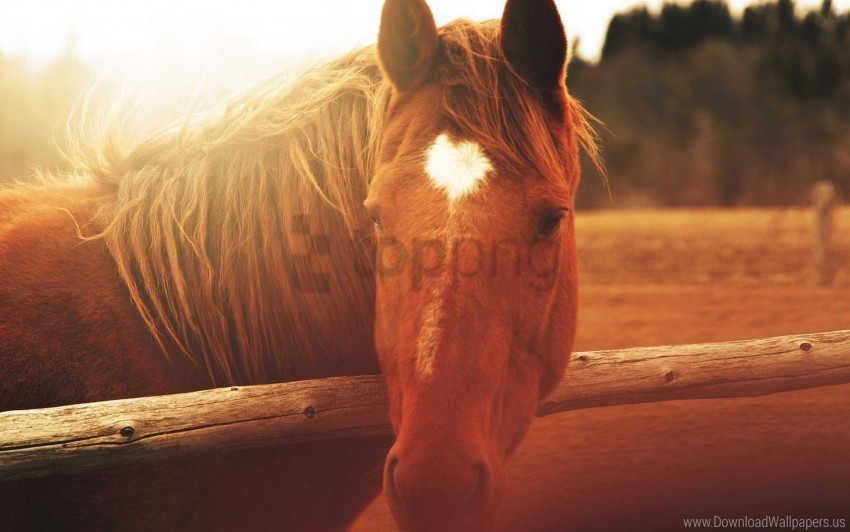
left=383, top=437, right=504, bottom=531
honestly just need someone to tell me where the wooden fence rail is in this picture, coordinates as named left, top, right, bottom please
left=2, top=330, right=850, bottom=482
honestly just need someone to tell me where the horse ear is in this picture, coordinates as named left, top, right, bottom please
left=378, top=0, right=439, bottom=91
left=500, top=0, right=568, bottom=90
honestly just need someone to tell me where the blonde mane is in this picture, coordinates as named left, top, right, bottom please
left=59, top=21, right=601, bottom=386
left=66, top=47, right=389, bottom=385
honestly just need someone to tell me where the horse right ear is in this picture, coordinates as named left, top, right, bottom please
left=378, top=0, right=439, bottom=92
left=500, top=0, right=568, bottom=90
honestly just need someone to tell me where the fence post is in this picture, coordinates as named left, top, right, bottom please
left=812, top=181, right=837, bottom=286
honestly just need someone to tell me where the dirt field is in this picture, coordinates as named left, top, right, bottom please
left=355, top=207, right=850, bottom=531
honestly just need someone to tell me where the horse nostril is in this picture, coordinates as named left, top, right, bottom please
left=470, top=461, right=492, bottom=508
left=384, top=453, right=404, bottom=509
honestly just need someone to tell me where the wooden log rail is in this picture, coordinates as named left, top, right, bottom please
left=2, top=330, right=850, bottom=481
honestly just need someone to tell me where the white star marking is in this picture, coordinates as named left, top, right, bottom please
left=424, top=133, right=492, bottom=202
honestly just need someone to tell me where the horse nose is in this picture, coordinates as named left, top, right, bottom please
left=384, top=447, right=494, bottom=530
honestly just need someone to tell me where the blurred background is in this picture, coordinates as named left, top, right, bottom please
left=572, top=0, right=850, bottom=208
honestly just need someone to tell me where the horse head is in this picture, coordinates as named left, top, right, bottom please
left=367, top=0, right=583, bottom=529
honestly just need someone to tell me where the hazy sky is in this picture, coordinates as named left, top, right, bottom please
left=1, top=0, right=848, bottom=69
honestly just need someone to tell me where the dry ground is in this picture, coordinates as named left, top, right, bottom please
left=355, top=206, right=850, bottom=531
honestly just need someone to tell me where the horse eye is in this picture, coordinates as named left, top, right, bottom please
left=371, top=215, right=383, bottom=232
left=537, top=209, right=567, bottom=236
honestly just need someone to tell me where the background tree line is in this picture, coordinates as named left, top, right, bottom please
left=571, top=0, right=850, bottom=208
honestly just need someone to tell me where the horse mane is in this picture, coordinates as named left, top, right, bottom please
left=57, top=20, right=602, bottom=386
left=67, top=47, right=390, bottom=385
left=436, top=20, right=605, bottom=187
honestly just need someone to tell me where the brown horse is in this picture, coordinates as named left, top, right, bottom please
left=0, top=0, right=599, bottom=530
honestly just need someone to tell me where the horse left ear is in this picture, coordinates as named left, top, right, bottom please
left=378, top=0, right=439, bottom=92
left=500, top=0, right=568, bottom=90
